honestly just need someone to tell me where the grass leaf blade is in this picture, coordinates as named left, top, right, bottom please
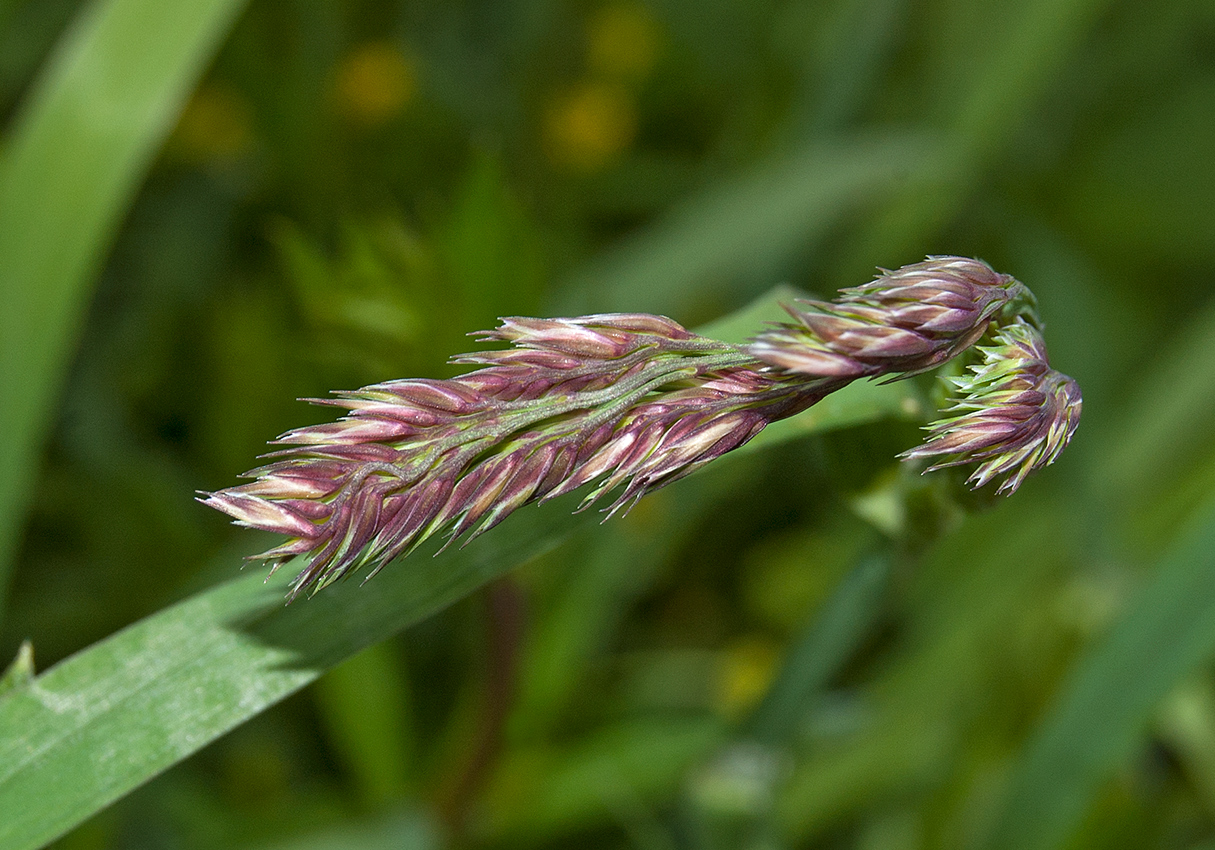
left=0, top=0, right=249, bottom=623
left=985, top=496, right=1215, bottom=850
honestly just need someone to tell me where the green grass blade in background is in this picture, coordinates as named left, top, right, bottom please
left=984, top=496, right=1215, bottom=850
left=838, top=0, right=1116, bottom=276
left=1098, top=294, right=1215, bottom=501
left=311, top=641, right=415, bottom=805
left=484, top=715, right=725, bottom=841
left=773, top=499, right=1073, bottom=842
left=510, top=457, right=764, bottom=740
left=555, top=133, right=941, bottom=317
left=788, top=0, right=907, bottom=137
left=677, top=555, right=891, bottom=845
left=0, top=288, right=913, bottom=850
left=745, top=556, right=890, bottom=745
left=249, top=811, right=440, bottom=850
left=0, top=0, right=249, bottom=624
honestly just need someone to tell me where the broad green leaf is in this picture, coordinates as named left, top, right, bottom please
left=0, top=289, right=913, bottom=850
left=0, top=0, right=249, bottom=623
left=983, top=496, right=1215, bottom=850
left=695, top=283, right=803, bottom=344
left=747, top=378, right=921, bottom=452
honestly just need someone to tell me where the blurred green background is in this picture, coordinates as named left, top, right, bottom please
left=2, top=0, right=1215, bottom=848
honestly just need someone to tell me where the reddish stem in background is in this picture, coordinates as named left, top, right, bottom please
left=436, top=576, right=527, bottom=834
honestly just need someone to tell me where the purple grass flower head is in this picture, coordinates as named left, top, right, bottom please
left=201, top=314, right=835, bottom=599
left=746, top=256, right=1035, bottom=380
left=201, top=257, right=1080, bottom=600
left=899, top=319, right=1082, bottom=495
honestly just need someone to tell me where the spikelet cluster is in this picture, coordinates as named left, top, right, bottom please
left=201, top=314, right=835, bottom=598
left=201, top=257, right=1081, bottom=598
left=899, top=319, right=1082, bottom=494
left=746, top=256, right=1032, bottom=379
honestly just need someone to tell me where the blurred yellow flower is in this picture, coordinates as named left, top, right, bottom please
left=173, top=84, right=253, bottom=162
left=587, top=2, right=660, bottom=80
left=716, top=636, right=781, bottom=720
left=543, top=82, right=637, bottom=172
left=332, top=42, right=417, bottom=125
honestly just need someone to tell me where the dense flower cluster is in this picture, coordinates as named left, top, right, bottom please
left=746, top=256, right=1034, bottom=379
left=202, top=314, right=838, bottom=598
left=201, top=257, right=1081, bottom=597
left=899, top=319, right=1082, bottom=494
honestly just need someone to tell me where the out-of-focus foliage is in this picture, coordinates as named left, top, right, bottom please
left=0, top=0, right=249, bottom=616
left=0, top=0, right=1213, bottom=848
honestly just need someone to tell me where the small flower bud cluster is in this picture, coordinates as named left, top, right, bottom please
left=746, top=257, right=1032, bottom=379
left=202, top=314, right=834, bottom=598
left=899, top=319, right=1082, bottom=495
